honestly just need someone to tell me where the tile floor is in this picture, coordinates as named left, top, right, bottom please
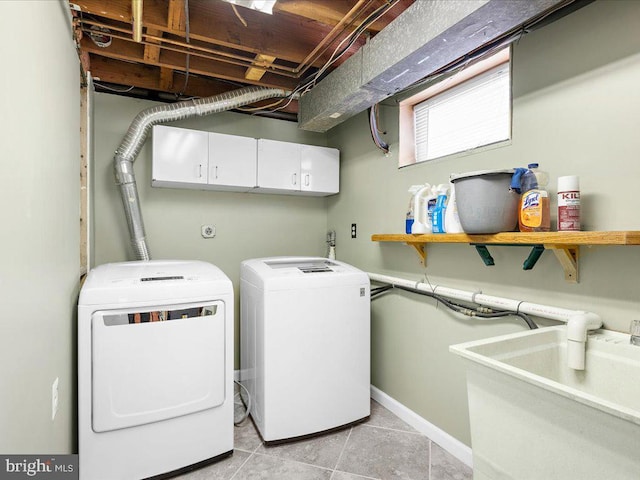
left=175, top=397, right=472, bottom=480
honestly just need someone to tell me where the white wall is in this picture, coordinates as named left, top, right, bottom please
left=327, top=0, right=640, bottom=446
left=0, top=1, right=80, bottom=453
left=92, top=94, right=332, bottom=367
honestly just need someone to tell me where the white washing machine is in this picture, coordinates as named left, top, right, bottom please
left=78, top=260, right=234, bottom=480
left=240, top=257, right=370, bottom=443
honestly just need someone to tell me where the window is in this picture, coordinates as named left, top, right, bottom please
left=399, top=47, right=511, bottom=166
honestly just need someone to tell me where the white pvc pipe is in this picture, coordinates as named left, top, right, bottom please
left=368, top=272, right=603, bottom=370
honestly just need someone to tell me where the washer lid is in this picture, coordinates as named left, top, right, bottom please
left=241, top=256, right=369, bottom=290
left=265, top=259, right=338, bottom=273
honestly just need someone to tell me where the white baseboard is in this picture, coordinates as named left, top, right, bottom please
left=370, top=385, right=473, bottom=468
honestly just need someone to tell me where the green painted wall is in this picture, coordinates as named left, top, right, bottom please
left=326, top=0, right=640, bottom=446
left=0, top=1, right=80, bottom=453
left=93, top=94, right=332, bottom=368
left=90, top=0, right=640, bottom=451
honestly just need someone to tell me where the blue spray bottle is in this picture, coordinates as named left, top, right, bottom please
left=431, top=184, right=448, bottom=234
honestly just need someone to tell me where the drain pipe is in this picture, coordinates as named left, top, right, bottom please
left=114, top=86, right=290, bottom=260
left=368, top=272, right=602, bottom=371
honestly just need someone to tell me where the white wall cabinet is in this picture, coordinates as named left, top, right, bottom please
left=152, top=125, right=257, bottom=192
left=255, top=139, right=301, bottom=192
left=208, top=132, right=257, bottom=191
left=152, top=126, right=339, bottom=196
left=256, top=139, right=339, bottom=196
left=300, top=144, right=340, bottom=195
left=152, top=125, right=209, bottom=188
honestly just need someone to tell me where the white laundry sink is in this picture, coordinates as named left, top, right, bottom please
left=450, top=326, right=640, bottom=480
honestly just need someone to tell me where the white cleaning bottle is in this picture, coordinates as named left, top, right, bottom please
left=406, top=185, right=426, bottom=234
left=444, top=181, right=464, bottom=233
left=411, top=184, right=435, bottom=234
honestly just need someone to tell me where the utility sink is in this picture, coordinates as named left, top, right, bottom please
left=450, top=326, right=640, bottom=480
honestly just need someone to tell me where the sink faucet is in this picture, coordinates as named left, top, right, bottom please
left=567, top=312, right=603, bottom=370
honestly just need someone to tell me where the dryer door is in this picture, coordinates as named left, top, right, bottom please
left=91, top=301, right=225, bottom=432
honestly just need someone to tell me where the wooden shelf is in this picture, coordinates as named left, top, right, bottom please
left=371, top=231, right=640, bottom=283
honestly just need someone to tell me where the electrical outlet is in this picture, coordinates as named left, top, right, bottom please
left=201, top=225, right=216, bottom=238
left=351, top=223, right=357, bottom=238
left=51, top=377, right=59, bottom=421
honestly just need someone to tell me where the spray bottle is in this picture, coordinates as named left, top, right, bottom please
left=431, top=184, right=449, bottom=233
left=406, top=185, right=426, bottom=234
left=444, top=181, right=464, bottom=233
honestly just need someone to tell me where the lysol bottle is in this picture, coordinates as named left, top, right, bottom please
left=519, top=163, right=550, bottom=232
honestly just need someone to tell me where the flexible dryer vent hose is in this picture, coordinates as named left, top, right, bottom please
left=113, top=86, right=290, bottom=261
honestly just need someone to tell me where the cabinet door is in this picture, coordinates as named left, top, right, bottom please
left=300, top=145, right=339, bottom=195
left=152, top=125, right=208, bottom=188
left=208, top=132, right=256, bottom=191
left=256, top=139, right=301, bottom=193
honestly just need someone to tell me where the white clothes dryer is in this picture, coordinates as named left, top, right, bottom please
left=78, top=260, right=233, bottom=479
left=240, top=257, right=370, bottom=443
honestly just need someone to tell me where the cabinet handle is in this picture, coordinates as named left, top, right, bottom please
left=304, top=174, right=310, bottom=186
left=198, top=164, right=203, bottom=178
left=215, top=166, right=218, bottom=179
left=292, top=173, right=297, bottom=185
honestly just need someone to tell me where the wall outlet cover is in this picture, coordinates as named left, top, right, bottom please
left=201, top=225, right=216, bottom=238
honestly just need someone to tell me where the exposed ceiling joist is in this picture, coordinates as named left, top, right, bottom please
left=80, top=35, right=299, bottom=89
left=70, top=0, right=431, bottom=118
left=90, top=55, right=299, bottom=114
left=74, top=0, right=366, bottom=66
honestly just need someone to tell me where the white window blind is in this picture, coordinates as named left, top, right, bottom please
left=414, top=63, right=511, bottom=162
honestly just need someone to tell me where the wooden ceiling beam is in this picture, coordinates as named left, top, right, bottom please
left=90, top=55, right=229, bottom=97
left=89, top=55, right=298, bottom=114
left=273, top=0, right=414, bottom=34
left=81, top=36, right=299, bottom=90
left=274, top=0, right=352, bottom=26
left=143, top=27, right=162, bottom=62
left=73, top=0, right=354, bottom=66
left=167, top=0, right=186, bottom=32
left=159, top=67, right=174, bottom=91
left=146, top=1, right=184, bottom=104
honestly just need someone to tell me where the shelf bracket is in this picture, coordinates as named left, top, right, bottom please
left=545, top=244, right=579, bottom=283
left=522, top=245, right=546, bottom=270
left=474, top=245, right=495, bottom=266
left=472, top=243, right=547, bottom=271
left=407, top=242, right=427, bottom=266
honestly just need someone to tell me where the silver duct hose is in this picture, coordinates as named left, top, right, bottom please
left=113, top=86, right=290, bottom=260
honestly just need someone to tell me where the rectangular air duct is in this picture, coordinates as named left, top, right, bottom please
left=298, top=0, right=579, bottom=132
